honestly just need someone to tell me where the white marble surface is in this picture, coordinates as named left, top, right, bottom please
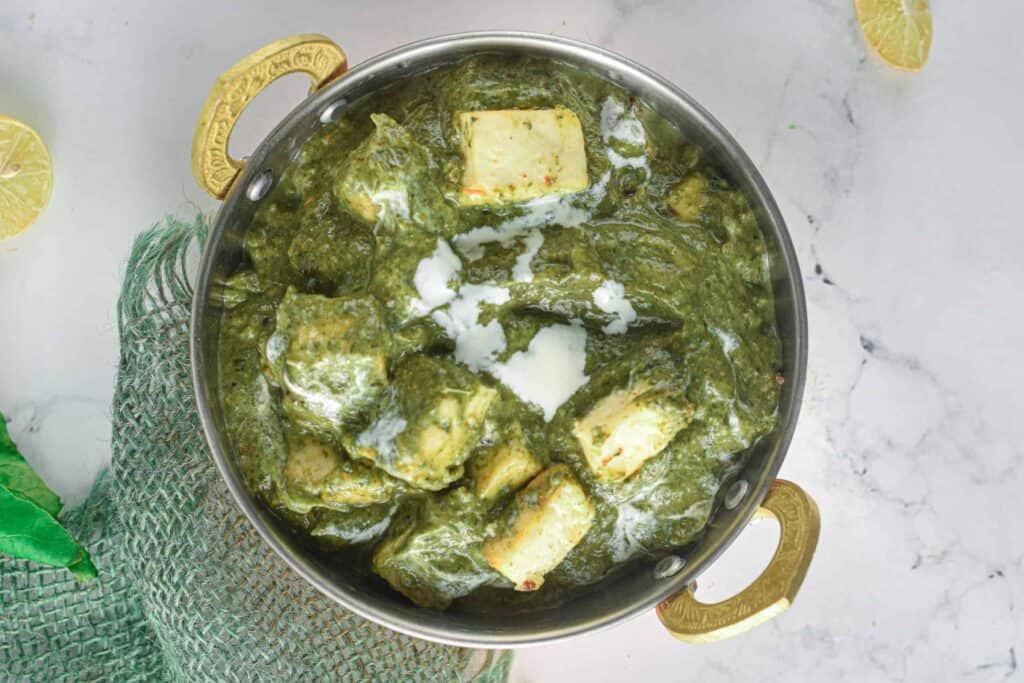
left=2, top=1, right=1022, bottom=680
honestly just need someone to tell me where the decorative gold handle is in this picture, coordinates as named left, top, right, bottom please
left=191, top=34, right=348, bottom=199
left=657, top=479, right=820, bottom=643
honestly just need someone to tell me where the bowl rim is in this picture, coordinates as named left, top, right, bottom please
left=191, top=30, right=808, bottom=648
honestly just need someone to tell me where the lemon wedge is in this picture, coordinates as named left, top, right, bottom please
left=855, top=0, right=932, bottom=71
left=0, top=116, right=54, bottom=240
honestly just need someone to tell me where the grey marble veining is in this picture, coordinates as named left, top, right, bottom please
left=1, top=1, right=1021, bottom=680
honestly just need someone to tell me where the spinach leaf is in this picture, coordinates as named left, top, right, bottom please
left=0, top=415, right=62, bottom=515
left=0, top=412, right=97, bottom=580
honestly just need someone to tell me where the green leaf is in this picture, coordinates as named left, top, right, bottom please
left=0, top=414, right=62, bottom=516
left=0, top=412, right=97, bottom=580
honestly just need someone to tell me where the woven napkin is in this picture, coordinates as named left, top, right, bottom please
left=0, top=216, right=511, bottom=682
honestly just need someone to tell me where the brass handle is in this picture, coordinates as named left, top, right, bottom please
left=657, top=479, right=820, bottom=643
left=191, top=34, right=348, bottom=199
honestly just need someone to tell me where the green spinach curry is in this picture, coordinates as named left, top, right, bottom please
left=217, top=55, right=782, bottom=610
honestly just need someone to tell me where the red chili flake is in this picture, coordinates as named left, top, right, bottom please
left=543, top=174, right=553, bottom=186
left=521, top=580, right=537, bottom=591
left=775, top=373, right=786, bottom=385
left=601, top=448, right=624, bottom=466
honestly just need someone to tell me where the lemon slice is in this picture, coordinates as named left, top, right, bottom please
left=855, top=0, right=932, bottom=71
left=0, top=116, right=54, bottom=240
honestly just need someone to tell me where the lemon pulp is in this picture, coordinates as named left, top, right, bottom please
left=855, top=0, right=932, bottom=71
left=0, top=116, right=54, bottom=240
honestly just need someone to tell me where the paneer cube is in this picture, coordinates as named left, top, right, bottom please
left=372, top=487, right=494, bottom=609
left=265, top=289, right=391, bottom=433
left=283, top=440, right=337, bottom=484
left=350, top=356, right=499, bottom=491
left=470, top=433, right=543, bottom=503
left=336, top=114, right=453, bottom=233
left=667, top=172, right=710, bottom=222
left=572, top=380, right=694, bottom=483
left=336, top=114, right=416, bottom=224
left=457, top=108, right=589, bottom=205
left=281, top=440, right=398, bottom=513
left=483, top=465, right=595, bottom=591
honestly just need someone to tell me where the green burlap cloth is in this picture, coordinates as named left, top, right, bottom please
left=0, top=217, right=512, bottom=682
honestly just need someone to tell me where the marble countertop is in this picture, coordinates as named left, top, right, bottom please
left=2, top=1, right=1021, bottom=680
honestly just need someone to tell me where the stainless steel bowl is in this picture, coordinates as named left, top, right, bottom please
left=190, top=31, right=815, bottom=648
